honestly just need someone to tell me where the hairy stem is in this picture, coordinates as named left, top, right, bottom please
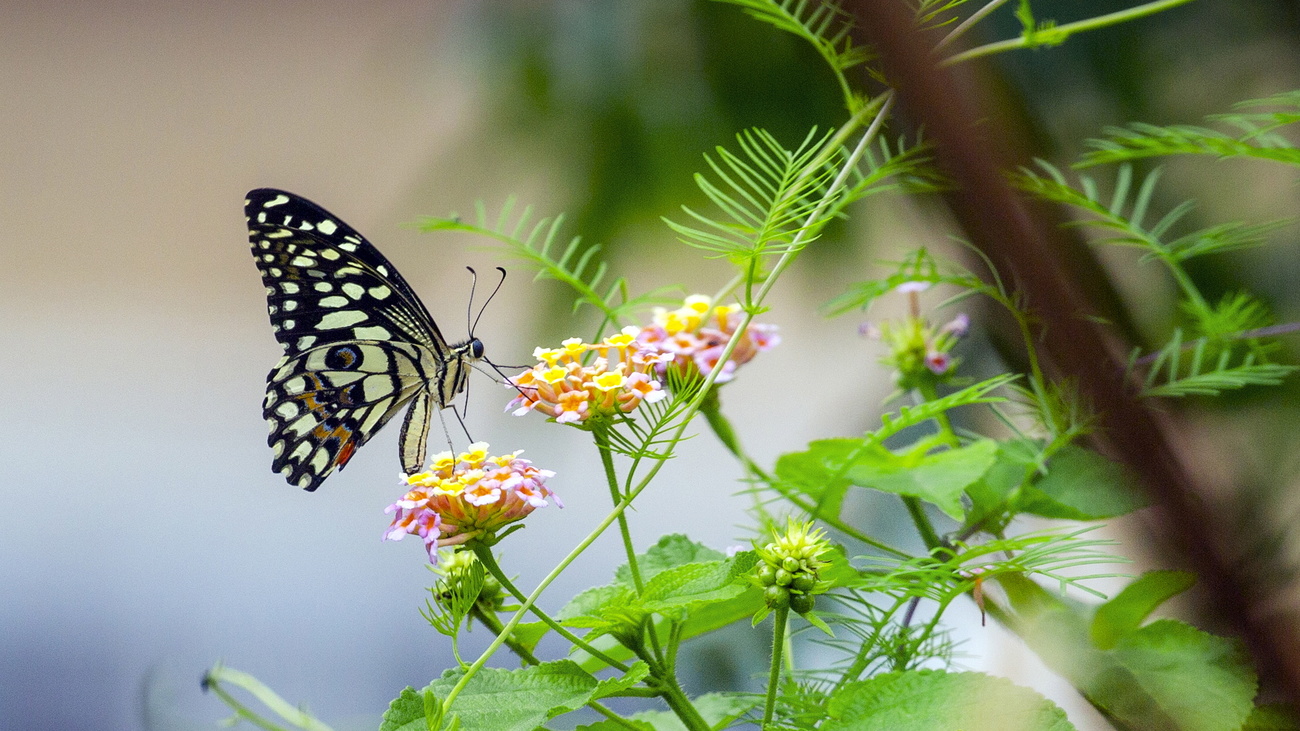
left=762, top=605, right=791, bottom=728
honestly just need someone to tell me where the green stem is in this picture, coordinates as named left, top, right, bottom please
left=903, top=496, right=943, bottom=552
left=204, top=684, right=291, bottom=731
left=943, top=0, right=1198, bottom=66
left=471, top=607, right=642, bottom=731
left=936, top=0, right=1012, bottom=50
left=470, top=605, right=541, bottom=666
left=916, top=382, right=959, bottom=446
left=762, top=606, right=791, bottom=728
left=469, top=543, right=627, bottom=670
left=202, top=664, right=332, bottom=731
left=594, top=423, right=644, bottom=592
left=637, top=647, right=711, bottom=731
left=701, top=392, right=913, bottom=558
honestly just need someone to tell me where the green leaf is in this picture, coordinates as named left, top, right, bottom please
left=998, top=575, right=1258, bottom=731
left=558, top=584, right=637, bottom=629
left=823, top=670, right=1076, bottom=731
left=640, top=559, right=752, bottom=619
left=587, top=692, right=761, bottom=731
left=1098, top=620, right=1257, bottom=731
left=510, top=621, right=550, bottom=655
left=383, top=661, right=632, bottom=731
left=616, top=534, right=726, bottom=586
left=774, top=438, right=856, bottom=519
left=1091, top=570, right=1196, bottom=650
left=1018, top=444, right=1147, bottom=520
left=845, top=439, right=999, bottom=519
left=560, top=538, right=755, bottom=653
left=965, top=438, right=1044, bottom=528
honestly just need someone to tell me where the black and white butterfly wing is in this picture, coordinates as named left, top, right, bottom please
left=246, top=188, right=469, bottom=491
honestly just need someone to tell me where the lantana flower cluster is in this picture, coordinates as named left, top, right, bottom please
left=383, top=443, right=559, bottom=564
left=635, top=295, right=780, bottom=384
left=863, top=282, right=968, bottom=389
left=506, top=330, right=669, bottom=425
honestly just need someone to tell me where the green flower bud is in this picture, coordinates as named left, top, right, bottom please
left=764, top=585, right=790, bottom=609
left=757, top=564, right=776, bottom=586
left=790, top=593, right=816, bottom=614
left=775, top=569, right=793, bottom=587
left=792, top=574, right=816, bottom=593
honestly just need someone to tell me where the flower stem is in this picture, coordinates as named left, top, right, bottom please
left=635, top=647, right=711, bottom=731
left=701, top=391, right=914, bottom=558
left=468, top=543, right=627, bottom=670
left=594, top=423, right=644, bottom=592
left=469, top=605, right=541, bottom=666
left=762, top=606, right=790, bottom=728
left=942, top=0, right=1197, bottom=66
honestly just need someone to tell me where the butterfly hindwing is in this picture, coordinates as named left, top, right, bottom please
left=246, top=188, right=481, bottom=491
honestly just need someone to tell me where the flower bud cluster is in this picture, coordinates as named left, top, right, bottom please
left=506, top=329, right=669, bottom=425
left=754, top=520, right=832, bottom=615
left=384, top=443, right=559, bottom=564
left=864, top=299, right=968, bottom=391
left=635, top=295, right=779, bottom=384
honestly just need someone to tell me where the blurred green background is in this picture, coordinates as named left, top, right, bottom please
left=2, top=2, right=1298, bottom=729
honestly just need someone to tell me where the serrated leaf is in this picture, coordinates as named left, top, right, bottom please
left=824, top=670, right=1075, bottom=731
left=965, top=438, right=1044, bottom=528
left=774, top=438, right=856, bottom=519
left=1018, top=445, right=1147, bottom=520
left=383, top=661, right=620, bottom=731
left=616, top=534, right=726, bottom=586
left=999, top=575, right=1258, bottom=731
left=1097, top=620, right=1257, bottom=731
left=844, top=439, right=999, bottom=519
left=597, top=691, right=760, bottom=731
left=1091, top=570, right=1196, bottom=650
left=592, top=662, right=651, bottom=700
left=640, top=560, right=751, bottom=618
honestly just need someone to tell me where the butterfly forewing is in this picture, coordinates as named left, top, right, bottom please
left=246, top=188, right=479, bottom=491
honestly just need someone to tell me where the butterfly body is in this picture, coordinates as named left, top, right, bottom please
left=246, top=188, right=483, bottom=490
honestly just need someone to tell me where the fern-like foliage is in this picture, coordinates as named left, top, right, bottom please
left=712, top=0, right=875, bottom=108
left=665, top=127, right=837, bottom=265
left=855, top=527, right=1122, bottom=601
left=822, top=248, right=983, bottom=317
left=1134, top=324, right=1297, bottom=398
left=831, top=134, right=947, bottom=211
left=1013, top=161, right=1290, bottom=268
left=420, top=199, right=674, bottom=327
left=1080, top=90, right=1300, bottom=167
left=605, top=370, right=705, bottom=475
left=867, top=374, right=1019, bottom=446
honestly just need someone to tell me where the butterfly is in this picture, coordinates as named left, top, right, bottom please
left=246, top=188, right=486, bottom=491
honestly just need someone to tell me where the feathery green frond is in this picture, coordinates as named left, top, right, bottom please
left=856, top=527, right=1123, bottom=602
left=420, top=199, right=673, bottom=326
left=1080, top=120, right=1300, bottom=168
left=712, top=0, right=874, bottom=108
left=868, top=374, right=1019, bottom=446
left=1013, top=160, right=1290, bottom=267
left=1135, top=322, right=1297, bottom=398
left=822, top=248, right=982, bottom=316
left=665, top=127, right=836, bottom=264
left=831, top=134, right=947, bottom=212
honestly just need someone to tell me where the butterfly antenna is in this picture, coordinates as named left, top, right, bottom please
left=465, top=266, right=480, bottom=336
left=470, top=267, right=508, bottom=336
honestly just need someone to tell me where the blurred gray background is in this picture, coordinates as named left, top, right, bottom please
left=3, top=1, right=1300, bottom=729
